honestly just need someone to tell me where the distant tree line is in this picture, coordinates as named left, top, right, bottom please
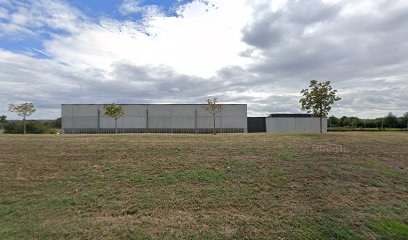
left=0, top=117, right=61, bottom=134
left=0, top=102, right=60, bottom=134
left=328, top=112, right=408, bottom=129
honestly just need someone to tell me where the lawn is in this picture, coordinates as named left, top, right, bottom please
left=0, top=133, right=407, bottom=239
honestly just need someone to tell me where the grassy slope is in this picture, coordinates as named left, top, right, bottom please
left=0, top=133, right=407, bottom=239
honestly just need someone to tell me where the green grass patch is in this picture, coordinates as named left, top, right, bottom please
left=365, top=218, right=408, bottom=239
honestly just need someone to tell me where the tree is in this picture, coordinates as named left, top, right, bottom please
left=203, top=98, right=223, bottom=135
left=104, top=103, right=124, bottom=134
left=339, top=116, right=350, bottom=127
left=55, top=117, right=62, bottom=129
left=376, top=118, right=384, bottom=129
left=328, top=116, right=339, bottom=127
left=401, top=112, right=408, bottom=129
left=383, top=112, right=398, bottom=128
left=9, top=103, right=36, bottom=134
left=0, top=115, right=7, bottom=129
left=300, top=80, right=341, bottom=133
left=350, top=117, right=362, bottom=128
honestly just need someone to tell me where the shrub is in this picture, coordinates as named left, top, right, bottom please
left=3, top=122, right=55, bottom=134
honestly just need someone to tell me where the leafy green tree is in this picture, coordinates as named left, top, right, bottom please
left=55, top=118, right=62, bottom=129
left=9, top=103, right=36, bottom=134
left=328, top=116, right=339, bottom=127
left=350, top=117, right=362, bottom=127
left=203, top=98, right=223, bottom=135
left=401, top=112, right=408, bottom=129
left=383, top=112, right=398, bottom=128
left=375, top=118, right=384, bottom=129
left=339, top=116, right=349, bottom=127
left=104, top=103, right=124, bottom=134
left=300, top=80, right=341, bottom=133
left=0, top=115, right=7, bottom=129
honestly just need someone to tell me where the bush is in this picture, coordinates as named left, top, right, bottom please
left=328, top=127, right=408, bottom=132
left=3, top=122, right=57, bottom=134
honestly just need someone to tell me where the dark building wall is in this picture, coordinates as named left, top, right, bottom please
left=247, top=117, right=266, bottom=133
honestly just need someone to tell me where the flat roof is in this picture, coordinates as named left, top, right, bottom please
left=61, top=103, right=247, bottom=106
left=268, top=113, right=312, bottom=118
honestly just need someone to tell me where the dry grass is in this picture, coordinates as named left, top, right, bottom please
left=0, top=132, right=407, bottom=239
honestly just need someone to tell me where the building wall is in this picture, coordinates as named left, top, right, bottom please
left=265, top=117, right=327, bottom=133
left=62, top=104, right=247, bottom=133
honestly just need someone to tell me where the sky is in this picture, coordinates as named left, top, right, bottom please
left=1, top=0, right=407, bottom=119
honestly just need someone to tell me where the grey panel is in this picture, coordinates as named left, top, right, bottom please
left=149, top=117, right=172, bottom=128
left=286, top=118, right=296, bottom=132
left=122, top=105, right=147, bottom=117
left=73, top=105, right=99, bottom=117
left=266, top=117, right=327, bottom=133
left=220, top=116, right=247, bottom=129
left=124, top=117, right=147, bottom=128
left=62, top=116, right=73, bottom=128
left=276, top=119, right=289, bottom=132
left=294, top=118, right=306, bottom=132
left=172, top=116, right=195, bottom=128
left=197, top=116, right=221, bottom=128
left=100, top=117, right=125, bottom=128
left=61, top=105, right=73, bottom=117
left=73, top=116, right=98, bottom=128
left=172, top=105, right=196, bottom=116
left=305, top=118, right=317, bottom=132
left=196, top=105, right=219, bottom=117
left=220, top=105, right=247, bottom=117
left=148, top=105, right=172, bottom=117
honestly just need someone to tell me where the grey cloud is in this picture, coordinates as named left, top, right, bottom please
left=236, top=0, right=408, bottom=118
left=242, top=0, right=341, bottom=49
left=284, top=0, right=341, bottom=24
left=0, top=55, right=250, bottom=118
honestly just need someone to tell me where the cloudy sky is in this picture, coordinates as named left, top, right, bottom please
left=1, top=0, right=407, bottom=119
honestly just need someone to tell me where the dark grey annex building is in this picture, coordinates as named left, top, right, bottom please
left=61, top=104, right=327, bottom=134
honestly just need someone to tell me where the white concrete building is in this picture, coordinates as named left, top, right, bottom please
left=265, top=115, right=327, bottom=133
left=62, top=104, right=247, bottom=134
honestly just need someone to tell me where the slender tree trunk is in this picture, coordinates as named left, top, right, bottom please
left=115, top=118, right=118, bottom=134
left=213, top=114, right=216, bottom=135
left=320, top=116, right=323, bottom=134
left=23, top=116, right=26, bottom=135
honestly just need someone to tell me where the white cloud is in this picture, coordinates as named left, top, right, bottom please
left=119, top=0, right=164, bottom=18
left=119, top=0, right=143, bottom=15
left=45, top=0, right=252, bottom=78
left=0, top=6, right=8, bottom=19
left=0, top=0, right=86, bottom=37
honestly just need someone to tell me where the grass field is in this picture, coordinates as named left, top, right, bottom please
left=1, top=133, right=407, bottom=239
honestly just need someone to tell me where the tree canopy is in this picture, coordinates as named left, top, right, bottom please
left=104, top=103, right=124, bottom=133
left=104, top=103, right=124, bottom=120
left=383, top=112, right=398, bottom=128
left=9, top=103, right=36, bottom=119
left=300, top=80, right=341, bottom=133
left=9, top=103, right=36, bottom=134
left=300, top=80, right=341, bottom=118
